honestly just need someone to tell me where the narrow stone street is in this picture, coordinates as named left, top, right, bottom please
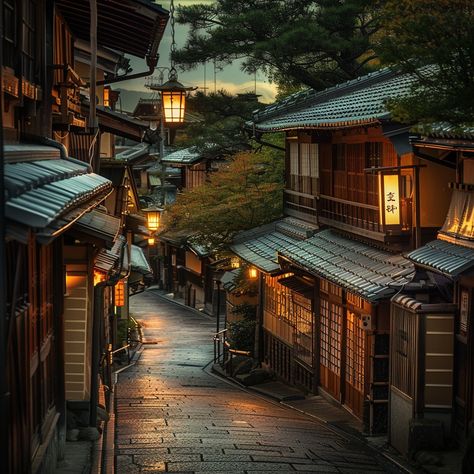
left=114, top=290, right=400, bottom=473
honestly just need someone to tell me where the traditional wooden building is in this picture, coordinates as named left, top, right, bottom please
left=237, top=67, right=455, bottom=434
left=1, top=0, right=168, bottom=471
left=157, top=147, right=228, bottom=313
left=389, top=127, right=474, bottom=457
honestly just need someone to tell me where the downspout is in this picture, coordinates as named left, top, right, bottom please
left=89, top=240, right=130, bottom=426
left=0, top=0, right=9, bottom=462
left=89, top=0, right=98, bottom=131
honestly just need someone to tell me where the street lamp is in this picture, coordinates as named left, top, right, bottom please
left=152, top=67, right=195, bottom=126
left=143, top=206, right=163, bottom=232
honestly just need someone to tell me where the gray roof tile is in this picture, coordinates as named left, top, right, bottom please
left=231, top=217, right=317, bottom=273
left=279, top=229, right=414, bottom=302
left=5, top=146, right=112, bottom=230
left=408, top=239, right=474, bottom=277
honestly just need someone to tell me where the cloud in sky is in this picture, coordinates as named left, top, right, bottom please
left=120, top=0, right=278, bottom=103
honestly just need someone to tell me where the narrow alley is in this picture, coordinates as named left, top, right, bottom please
left=114, top=290, right=401, bottom=473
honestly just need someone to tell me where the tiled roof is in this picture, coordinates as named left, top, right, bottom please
left=407, top=239, right=474, bottom=278
left=5, top=146, right=112, bottom=230
left=412, top=123, right=474, bottom=141
left=161, top=147, right=202, bottom=165
left=279, top=229, right=414, bottom=302
left=95, top=235, right=126, bottom=274
left=116, top=143, right=150, bottom=162
left=74, top=209, right=121, bottom=243
left=249, top=67, right=420, bottom=132
left=231, top=218, right=318, bottom=273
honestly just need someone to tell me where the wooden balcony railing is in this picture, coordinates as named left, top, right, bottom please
left=318, top=194, right=413, bottom=240
left=52, top=64, right=86, bottom=128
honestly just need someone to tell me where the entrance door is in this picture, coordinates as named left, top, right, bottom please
left=320, top=299, right=342, bottom=400
left=344, top=311, right=365, bottom=418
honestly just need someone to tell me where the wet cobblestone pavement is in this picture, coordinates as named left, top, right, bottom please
left=115, top=290, right=401, bottom=473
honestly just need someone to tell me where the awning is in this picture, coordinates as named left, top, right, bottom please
left=438, top=189, right=474, bottom=243
left=279, top=229, right=414, bottom=302
left=95, top=235, right=127, bottom=274
left=5, top=144, right=112, bottom=240
left=231, top=217, right=318, bottom=274
left=131, top=245, right=153, bottom=276
left=407, top=239, right=474, bottom=278
left=277, top=276, right=314, bottom=298
left=392, top=294, right=457, bottom=313
left=220, top=269, right=240, bottom=292
left=74, top=209, right=121, bottom=244
left=82, top=104, right=152, bottom=142
left=55, top=0, right=168, bottom=59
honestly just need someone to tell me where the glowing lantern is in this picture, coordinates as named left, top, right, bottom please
left=153, top=68, right=195, bottom=126
left=248, top=267, right=258, bottom=279
left=114, top=280, right=125, bottom=307
left=148, top=237, right=155, bottom=245
left=143, top=206, right=162, bottom=231
left=379, top=174, right=401, bottom=227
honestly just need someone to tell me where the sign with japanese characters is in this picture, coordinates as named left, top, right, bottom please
left=381, top=174, right=400, bottom=226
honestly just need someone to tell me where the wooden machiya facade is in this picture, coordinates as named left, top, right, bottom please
left=241, top=68, right=457, bottom=435
left=1, top=1, right=168, bottom=472
left=388, top=134, right=474, bottom=460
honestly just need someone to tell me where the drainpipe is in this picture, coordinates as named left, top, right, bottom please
left=90, top=281, right=104, bottom=427
left=89, top=241, right=130, bottom=426
left=0, top=2, right=9, bottom=465
left=89, top=0, right=98, bottom=131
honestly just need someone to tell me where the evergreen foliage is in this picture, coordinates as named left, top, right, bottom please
left=174, top=0, right=382, bottom=90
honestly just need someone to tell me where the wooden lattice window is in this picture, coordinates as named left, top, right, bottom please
left=3, top=0, right=16, bottom=69
left=320, top=298, right=342, bottom=374
left=293, top=293, right=313, bottom=366
left=346, top=311, right=365, bottom=392
left=21, top=0, right=38, bottom=83
left=365, top=142, right=383, bottom=168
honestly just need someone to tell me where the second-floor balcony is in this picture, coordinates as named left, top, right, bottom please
left=284, top=189, right=413, bottom=242
left=318, top=194, right=413, bottom=241
left=52, top=64, right=86, bottom=129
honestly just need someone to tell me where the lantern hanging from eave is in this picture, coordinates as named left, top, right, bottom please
left=155, top=68, right=196, bottom=126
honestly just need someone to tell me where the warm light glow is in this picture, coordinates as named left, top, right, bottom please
left=162, top=90, right=186, bottom=124
left=114, top=280, right=125, bottom=307
left=230, top=257, right=240, bottom=269
left=103, top=87, right=110, bottom=107
left=248, top=267, right=258, bottom=279
left=93, top=270, right=107, bottom=286
left=66, top=274, right=84, bottom=291
left=379, top=174, right=401, bottom=226
left=145, top=209, right=161, bottom=231
left=148, top=237, right=155, bottom=245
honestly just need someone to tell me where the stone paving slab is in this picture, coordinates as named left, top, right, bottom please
left=113, top=290, right=406, bottom=474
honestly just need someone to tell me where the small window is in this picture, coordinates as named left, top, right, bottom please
left=366, top=142, right=382, bottom=168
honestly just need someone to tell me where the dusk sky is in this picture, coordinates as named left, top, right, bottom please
left=123, top=0, right=278, bottom=103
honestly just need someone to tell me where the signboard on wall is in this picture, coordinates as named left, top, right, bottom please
left=379, top=174, right=401, bottom=226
